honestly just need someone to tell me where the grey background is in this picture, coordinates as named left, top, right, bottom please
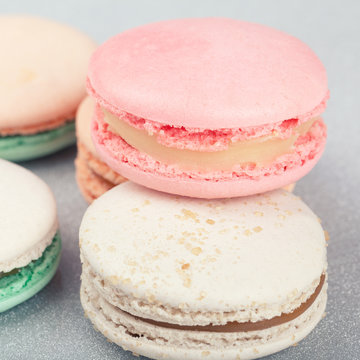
left=1, top=0, right=359, bottom=359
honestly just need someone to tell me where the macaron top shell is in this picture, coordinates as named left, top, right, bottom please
left=0, top=159, right=57, bottom=272
left=80, top=182, right=326, bottom=316
left=76, top=96, right=96, bottom=154
left=88, top=18, right=328, bottom=129
left=0, top=15, right=96, bottom=129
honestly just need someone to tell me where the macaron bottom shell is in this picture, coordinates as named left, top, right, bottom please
left=0, top=121, right=76, bottom=162
left=0, top=233, right=61, bottom=313
left=80, top=279, right=327, bottom=360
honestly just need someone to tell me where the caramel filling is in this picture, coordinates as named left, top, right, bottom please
left=103, top=108, right=316, bottom=171
left=128, top=274, right=325, bottom=333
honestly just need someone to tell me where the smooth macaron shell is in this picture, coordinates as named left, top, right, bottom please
left=80, top=182, right=327, bottom=359
left=87, top=18, right=328, bottom=129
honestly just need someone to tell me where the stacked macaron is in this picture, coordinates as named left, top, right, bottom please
left=79, top=18, right=329, bottom=359
left=0, top=15, right=96, bottom=161
left=75, top=97, right=126, bottom=203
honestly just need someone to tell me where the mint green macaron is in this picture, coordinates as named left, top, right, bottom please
left=0, top=122, right=76, bottom=162
left=0, top=159, right=61, bottom=312
left=0, top=233, right=61, bottom=313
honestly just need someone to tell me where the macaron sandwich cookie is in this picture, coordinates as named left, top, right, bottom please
left=88, top=18, right=328, bottom=198
left=0, top=15, right=96, bottom=161
left=80, top=182, right=327, bottom=359
left=0, top=159, right=61, bottom=312
left=75, top=97, right=126, bottom=203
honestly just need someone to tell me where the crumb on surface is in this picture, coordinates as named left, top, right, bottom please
left=324, top=230, right=330, bottom=241
left=191, top=247, right=202, bottom=256
left=176, top=209, right=200, bottom=223
left=254, top=211, right=264, bottom=217
left=253, top=226, right=263, bottom=233
left=181, top=263, right=190, bottom=270
left=197, top=291, right=207, bottom=301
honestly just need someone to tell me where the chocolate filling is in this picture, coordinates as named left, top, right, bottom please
left=130, top=274, right=325, bottom=333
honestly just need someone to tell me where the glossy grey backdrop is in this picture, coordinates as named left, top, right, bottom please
left=1, top=0, right=359, bottom=359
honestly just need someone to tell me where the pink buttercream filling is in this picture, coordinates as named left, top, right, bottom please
left=92, top=116, right=326, bottom=182
left=87, top=79, right=329, bottom=152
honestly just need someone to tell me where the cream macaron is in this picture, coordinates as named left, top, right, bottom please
left=75, top=97, right=126, bottom=202
left=79, top=182, right=327, bottom=360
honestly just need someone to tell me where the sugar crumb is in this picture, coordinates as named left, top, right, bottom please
left=107, top=245, right=116, bottom=252
left=191, top=247, right=202, bottom=256
left=180, top=209, right=200, bottom=223
left=197, top=291, right=207, bottom=301
left=183, top=277, right=191, bottom=288
left=253, top=226, right=263, bottom=233
left=324, top=230, right=330, bottom=241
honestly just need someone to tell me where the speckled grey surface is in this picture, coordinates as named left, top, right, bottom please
left=1, top=0, right=360, bottom=359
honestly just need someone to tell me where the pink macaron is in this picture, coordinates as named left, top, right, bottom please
left=88, top=18, right=328, bottom=198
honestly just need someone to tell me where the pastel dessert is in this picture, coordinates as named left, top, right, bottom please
left=88, top=18, right=328, bottom=198
left=0, top=159, right=61, bottom=312
left=80, top=182, right=328, bottom=359
left=0, top=15, right=97, bottom=161
left=75, top=97, right=126, bottom=203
